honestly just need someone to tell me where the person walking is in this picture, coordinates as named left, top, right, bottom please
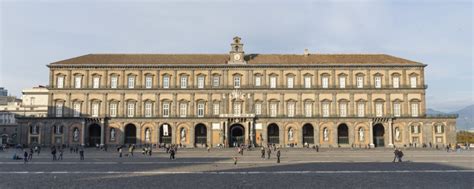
left=28, top=148, right=33, bottom=161
left=392, top=148, right=399, bottom=163
left=276, top=149, right=281, bottom=163
left=397, top=150, right=404, bottom=162
left=23, top=150, right=28, bottom=164
left=58, top=148, right=63, bottom=160
left=51, top=147, right=57, bottom=161
left=267, top=148, right=272, bottom=159
left=169, top=148, right=176, bottom=160
left=233, top=156, right=238, bottom=165
left=79, top=147, right=84, bottom=160
left=119, top=147, right=123, bottom=158
left=260, top=147, right=265, bottom=159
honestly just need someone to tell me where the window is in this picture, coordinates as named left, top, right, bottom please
left=197, top=76, right=205, bottom=89
left=255, top=103, right=262, bottom=115
left=91, top=102, right=99, bottom=117
left=197, top=103, right=205, bottom=117
left=233, top=103, right=241, bottom=115
left=305, top=102, right=312, bottom=117
left=162, top=103, right=170, bottom=117
left=30, top=97, right=35, bottom=106
left=213, top=103, right=220, bottom=115
left=57, top=76, right=64, bottom=88
left=111, top=76, right=118, bottom=89
left=393, top=76, right=400, bottom=88
left=322, top=102, right=330, bottom=117
left=56, top=102, right=63, bottom=117
left=128, top=76, right=135, bottom=88
left=109, top=103, right=117, bottom=117
left=339, top=76, right=346, bottom=88
left=393, top=102, right=401, bottom=117
left=180, top=103, right=187, bottom=117
left=357, top=103, right=365, bottom=117
left=93, top=77, right=100, bottom=89
left=270, top=103, right=277, bottom=117
left=74, top=76, right=82, bottom=88
left=270, top=76, right=277, bottom=88
left=356, top=76, right=364, bottom=88
left=287, top=102, right=295, bottom=117
left=73, top=103, right=81, bottom=117
left=127, top=102, right=135, bottom=117
left=412, top=125, right=420, bottom=134
left=304, top=76, right=311, bottom=88
left=212, top=76, right=220, bottom=87
left=234, top=76, right=241, bottom=88
left=145, top=76, right=153, bottom=89
left=163, top=76, right=170, bottom=88
left=436, top=124, right=444, bottom=134
left=180, top=76, right=187, bottom=88
left=375, top=76, right=382, bottom=88
left=410, top=76, right=417, bottom=88
left=255, top=76, right=261, bottom=87
left=411, top=103, right=419, bottom=117
left=287, top=77, right=294, bottom=88
left=145, top=102, right=152, bottom=117
left=375, top=103, right=383, bottom=117
left=322, top=76, right=329, bottom=88
left=339, top=103, right=347, bottom=117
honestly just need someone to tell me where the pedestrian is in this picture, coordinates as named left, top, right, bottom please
left=316, top=145, right=319, bottom=152
left=260, top=147, right=265, bottom=159
left=397, top=150, right=404, bottom=162
left=23, top=150, right=28, bottom=164
left=276, top=149, right=281, bottom=163
left=446, top=145, right=450, bottom=152
left=170, top=148, right=176, bottom=160
left=267, top=148, right=271, bottom=159
left=59, top=149, right=63, bottom=160
left=79, top=148, right=84, bottom=160
left=28, top=148, right=33, bottom=161
left=233, top=156, right=238, bottom=165
left=70, top=147, right=73, bottom=153
left=37, top=146, right=41, bottom=156
left=51, top=147, right=57, bottom=161
left=119, top=147, right=123, bottom=158
left=207, top=146, right=210, bottom=153
left=129, top=146, right=134, bottom=157
left=392, top=148, right=399, bottom=162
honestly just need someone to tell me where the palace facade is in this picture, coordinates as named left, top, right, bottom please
left=17, top=37, right=457, bottom=148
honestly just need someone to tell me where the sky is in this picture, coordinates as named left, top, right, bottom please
left=0, top=0, right=472, bottom=112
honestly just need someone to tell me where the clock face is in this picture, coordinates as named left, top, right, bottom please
left=234, top=54, right=241, bottom=61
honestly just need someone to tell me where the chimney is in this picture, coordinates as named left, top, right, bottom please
left=303, top=49, right=310, bottom=56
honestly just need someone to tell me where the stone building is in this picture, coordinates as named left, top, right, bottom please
left=17, top=37, right=457, bottom=148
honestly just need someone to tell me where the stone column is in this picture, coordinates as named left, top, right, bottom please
left=220, top=121, right=224, bottom=145
left=136, top=124, right=141, bottom=145
left=245, top=121, right=249, bottom=145
left=388, top=119, right=394, bottom=147
left=190, top=124, right=195, bottom=147
left=297, top=127, right=303, bottom=147
left=224, top=121, right=228, bottom=147
left=100, top=120, right=105, bottom=146
left=369, top=120, right=374, bottom=148
left=81, top=121, right=86, bottom=146
left=279, top=125, right=284, bottom=147
left=314, top=122, right=320, bottom=146
left=249, top=120, right=254, bottom=147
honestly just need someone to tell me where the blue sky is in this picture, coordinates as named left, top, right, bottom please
left=0, top=0, right=472, bottom=112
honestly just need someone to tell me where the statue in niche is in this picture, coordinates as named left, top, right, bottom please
left=145, top=128, right=151, bottom=142
left=73, top=128, right=79, bottom=142
left=110, top=128, right=116, bottom=141
left=181, top=128, right=186, bottom=142
left=323, top=128, right=329, bottom=141
left=359, top=128, right=365, bottom=142
left=395, top=127, right=400, bottom=141
left=288, top=128, right=294, bottom=140
left=32, top=125, right=38, bottom=134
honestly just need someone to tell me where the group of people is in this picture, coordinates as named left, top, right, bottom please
left=259, top=145, right=281, bottom=163
left=392, top=148, right=404, bottom=162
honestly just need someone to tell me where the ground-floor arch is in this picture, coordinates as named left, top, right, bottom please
left=89, top=124, right=101, bottom=146
left=268, top=123, right=279, bottom=145
left=373, top=124, right=385, bottom=147
left=160, top=123, right=172, bottom=144
left=337, top=124, right=349, bottom=145
left=302, top=124, right=314, bottom=145
left=229, top=124, right=244, bottom=147
left=124, top=124, right=137, bottom=144
left=195, top=123, right=207, bottom=147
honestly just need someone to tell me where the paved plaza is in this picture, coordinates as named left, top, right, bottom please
left=0, top=147, right=472, bottom=189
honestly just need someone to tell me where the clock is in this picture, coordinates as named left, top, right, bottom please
left=233, top=54, right=241, bottom=61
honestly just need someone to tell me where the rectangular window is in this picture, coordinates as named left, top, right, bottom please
left=75, top=76, right=82, bottom=88
left=287, top=77, right=294, bottom=88
left=411, top=103, right=419, bottom=117
left=56, top=103, right=63, bottom=117
left=255, top=76, right=261, bottom=87
left=92, top=103, right=99, bottom=117
left=109, top=103, right=117, bottom=117
left=233, top=103, right=241, bottom=115
left=180, top=76, right=187, bottom=89
left=339, top=77, right=346, bottom=88
left=375, top=76, right=382, bottom=88
left=111, top=76, right=118, bottom=89
left=57, top=76, right=64, bottom=89
left=213, top=103, right=220, bottom=115
left=145, top=102, right=152, bottom=117
left=270, top=76, right=277, bottom=88
left=376, top=103, right=383, bottom=117
left=358, top=103, right=365, bottom=117
left=356, top=76, right=364, bottom=88
left=73, top=103, right=81, bottom=117
left=304, top=76, right=311, bottom=88
left=287, top=102, right=295, bottom=117
left=197, top=103, right=205, bottom=117
left=234, top=77, right=241, bottom=88
left=340, top=103, right=347, bottom=117
left=162, top=103, right=170, bottom=117
left=128, top=76, right=135, bottom=89
left=93, top=77, right=100, bottom=89
left=213, top=76, right=220, bottom=87
left=410, top=76, right=417, bottom=88
left=394, top=103, right=401, bottom=117
left=322, top=77, right=329, bottom=88
left=145, top=76, right=153, bottom=89
left=255, top=103, right=262, bottom=115
left=180, top=103, right=187, bottom=117
left=305, top=102, right=312, bottom=117
left=127, top=103, right=135, bottom=117
left=393, top=77, right=400, bottom=88
left=163, top=76, right=170, bottom=89
left=197, top=76, right=205, bottom=89
left=322, top=103, right=329, bottom=117
left=270, top=103, right=277, bottom=117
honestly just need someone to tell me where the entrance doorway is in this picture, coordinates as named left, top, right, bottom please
left=124, top=124, right=137, bottom=144
left=302, top=124, right=314, bottom=145
left=229, top=124, right=244, bottom=147
left=89, top=124, right=101, bottom=146
left=195, top=124, right=207, bottom=147
left=160, top=124, right=172, bottom=144
left=373, top=124, right=385, bottom=147
left=337, top=124, right=349, bottom=144
left=267, top=123, right=279, bottom=145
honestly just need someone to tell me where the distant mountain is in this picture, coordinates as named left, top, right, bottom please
left=428, top=105, right=474, bottom=131
left=427, top=108, right=447, bottom=115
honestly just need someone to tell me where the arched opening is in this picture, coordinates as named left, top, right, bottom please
left=1, top=135, right=8, bottom=145
left=124, top=124, right=137, bottom=144
left=229, top=124, right=244, bottom=147
left=337, top=124, right=349, bottom=144
left=88, top=124, right=101, bottom=146
left=302, top=124, right=314, bottom=145
left=267, top=123, right=280, bottom=145
left=195, top=123, right=207, bottom=147
left=373, top=124, right=385, bottom=147
left=160, top=123, right=172, bottom=144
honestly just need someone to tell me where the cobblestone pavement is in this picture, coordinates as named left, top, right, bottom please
left=0, top=148, right=472, bottom=189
